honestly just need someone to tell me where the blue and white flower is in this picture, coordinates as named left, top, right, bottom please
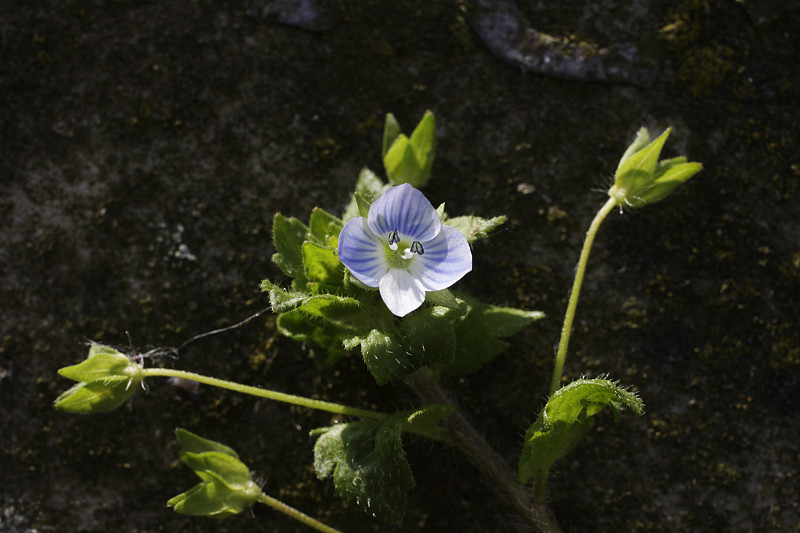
left=338, top=183, right=472, bottom=317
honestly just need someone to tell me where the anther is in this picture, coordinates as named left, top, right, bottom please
left=388, top=229, right=400, bottom=246
left=410, top=241, right=424, bottom=255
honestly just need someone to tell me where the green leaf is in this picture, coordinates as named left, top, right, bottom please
left=260, top=279, right=311, bottom=314
left=300, top=294, right=372, bottom=333
left=313, top=416, right=414, bottom=525
left=445, top=215, right=506, bottom=243
left=276, top=309, right=347, bottom=368
left=302, top=241, right=343, bottom=286
left=176, top=428, right=240, bottom=459
left=382, top=113, right=402, bottom=158
left=360, top=308, right=456, bottom=385
left=354, top=191, right=372, bottom=218
left=424, top=288, right=464, bottom=314
left=58, top=344, right=139, bottom=382
left=272, top=213, right=309, bottom=286
left=308, top=207, right=343, bottom=246
left=517, top=378, right=644, bottom=486
left=444, top=295, right=544, bottom=375
left=402, top=404, right=454, bottom=441
left=398, top=307, right=456, bottom=366
left=54, top=376, right=142, bottom=413
left=359, top=329, right=407, bottom=385
left=343, top=168, right=387, bottom=222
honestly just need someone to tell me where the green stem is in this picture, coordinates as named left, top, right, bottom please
left=141, top=368, right=386, bottom=422
left=549, top=197, right=618, bottom=396
left=257, top=493, right=343, bottom=533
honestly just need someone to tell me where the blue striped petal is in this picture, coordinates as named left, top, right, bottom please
left=408, top=225, right=472, bottom=291
left=368, top=183, right=441, bottom=244
left=379, top=269, right=427, bottom=317
left=338, top=217, right=388, bottom=287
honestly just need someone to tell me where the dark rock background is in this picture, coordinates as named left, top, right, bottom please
left=2, top=1, right=798, bottom=531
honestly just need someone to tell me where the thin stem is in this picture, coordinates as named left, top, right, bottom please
left=141, top=368, right=386, bottom=422
left=408, top=371, right=560, bottom=533
left=549, top=196, right=618, bottom=395
left=257, top=493, right=343, bottom=533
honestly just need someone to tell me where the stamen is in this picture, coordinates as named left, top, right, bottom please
left=410, top=241, right=424, bottom=255
left=388, top=229, right=400, bottom=249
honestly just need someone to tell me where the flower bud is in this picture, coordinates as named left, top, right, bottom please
left=608, top=127, right=702, bottom=208
left=382, top=111, right=436, bottom=187
left=167, top=428, right=261, bottom=519
left=54, top=344, right=143, bottom=413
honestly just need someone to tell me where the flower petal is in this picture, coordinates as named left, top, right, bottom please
left=408, top=225, right=472, bottom=291
left=379, top=269, right=427, bottom=317
left=368, top=183, right=441, bottom=243
left=338, top=217, right=388, bottom=287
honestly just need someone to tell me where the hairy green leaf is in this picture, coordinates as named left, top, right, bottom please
left=260, top=279, right=311, bottom=313
left=398, top=307, right=455, bottom=367
left=445, top=215, right=506, bottom=243
left=424, top=289, right=464, bottom=314
left=444, top=295, right=543, bottom=375
left=272, top=213, right=309, bottom=286
left=313, top=416, right=414, bottom=525
left=302, top=241, right=343, bottom=286
left=308, top=207, right=343, bottom=247
left=518, top=378, right=644, bottom=486
left=359, top=329, right=407, bottom=385
left=276, top=309, right=347, bottom=368
left=402, top=404, right=454, bottom=442
left=343, top=168, right=387, bottom=222
left=360, top=308, right=455, bottom=385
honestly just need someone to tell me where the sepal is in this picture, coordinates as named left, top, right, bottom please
left=54, top=344, right=143, bottom=413
left=167, top=428, right=261, bottom=519
left=609, top=127, right=702, bottom=208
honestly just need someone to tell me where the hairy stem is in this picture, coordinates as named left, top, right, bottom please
left=141, top=368, right=386, bottom=422
left=549, top=197, right=617, bottom=395
left=258, top=493, right=343, bottom=533
left=408, top=371, right=560, bottom=533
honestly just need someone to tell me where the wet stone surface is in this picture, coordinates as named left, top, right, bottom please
left=2, top=1, right=799, bottom=532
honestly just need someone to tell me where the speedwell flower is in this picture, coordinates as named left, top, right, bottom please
left=338, top=183, right=472, bottom=317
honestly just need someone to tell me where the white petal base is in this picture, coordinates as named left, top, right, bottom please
left=379, top=269, right=427, bottom=317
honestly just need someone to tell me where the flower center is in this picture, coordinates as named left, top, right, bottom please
left=385, top=229, right=424, bottom=268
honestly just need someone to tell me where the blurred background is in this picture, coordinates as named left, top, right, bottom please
left=2, top=1, right=798, bottom=531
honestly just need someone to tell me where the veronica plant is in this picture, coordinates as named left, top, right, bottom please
left=54, top=113, right=701, bottom=533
